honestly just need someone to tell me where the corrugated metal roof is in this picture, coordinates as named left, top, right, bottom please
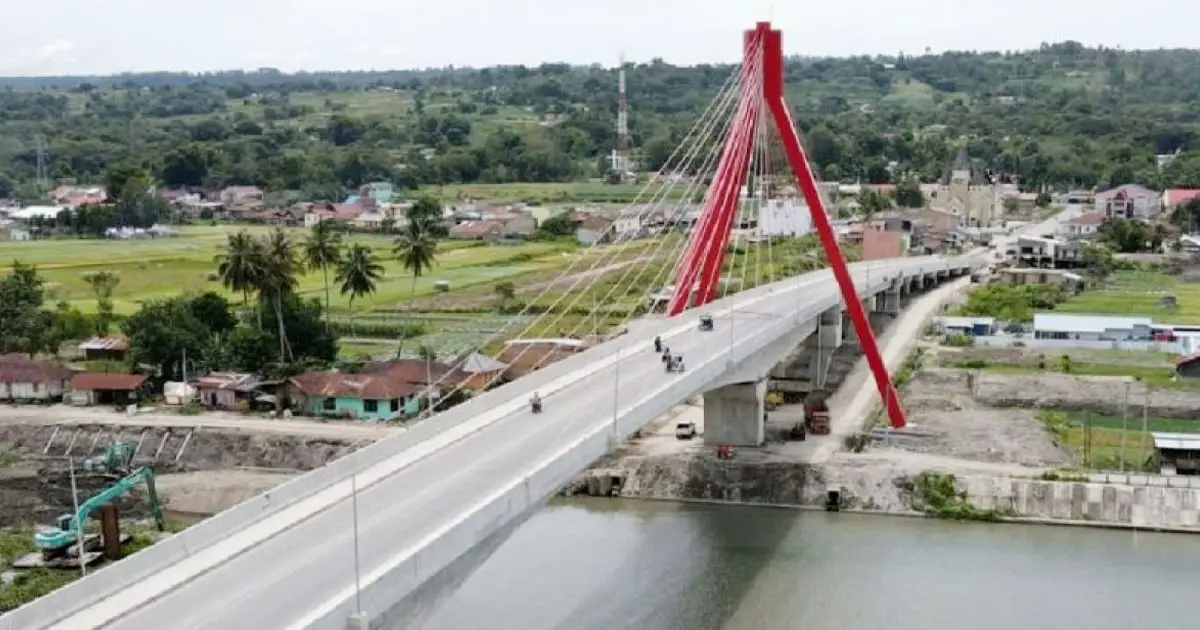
left=936, top=316, right=995, bottom=328
left=78, top=336, right=129, bottom=351
left=1033, top=313, right=1152, bottom=335
left=1151, top=432, right=1200, bottom=451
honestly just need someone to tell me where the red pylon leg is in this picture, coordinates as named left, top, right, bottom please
left=666, top=29, right=765, bottom=316
left=757, top=23, right=908, bottom=429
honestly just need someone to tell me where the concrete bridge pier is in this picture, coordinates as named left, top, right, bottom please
left=807, top=306, right=843, bottom=389
left=841, top=299, right=871, bottom=344
left=703, top=378, right=767, bottom=447
left=878, top=279, right=903, bottom=315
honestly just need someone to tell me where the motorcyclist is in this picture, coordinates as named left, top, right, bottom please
left=530, top=392, right=542, bottom=412
left=654, top=335, right=662, bottom=352
left=661, top=346, right=671, bottom=362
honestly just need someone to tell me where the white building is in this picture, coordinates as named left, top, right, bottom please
left=1033, top=313, right=1154, bottom=341
left=758, top=199, right=814, bottom=237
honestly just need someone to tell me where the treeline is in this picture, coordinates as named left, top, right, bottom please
left=5, top=42, right=1200, bottom=200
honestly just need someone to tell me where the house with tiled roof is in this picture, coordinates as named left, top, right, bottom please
left=1163, top=188, right=1200, bottom=210
left=1059, top=211, right=1105, bottom=239
left=286, top=359, right=462, bottom=421
left=0, top=354, right=74, bottom=402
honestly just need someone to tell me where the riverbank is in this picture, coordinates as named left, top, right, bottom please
left=569, top=290, right=1200, bottom=534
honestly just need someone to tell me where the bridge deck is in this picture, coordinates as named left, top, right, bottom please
left=43, top=259, right=973, bottom=630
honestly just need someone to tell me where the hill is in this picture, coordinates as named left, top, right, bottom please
left=4, top=41, right=1200, bottom=201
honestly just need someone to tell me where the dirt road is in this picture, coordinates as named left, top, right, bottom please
left=0, top=406, right=400, bottom=440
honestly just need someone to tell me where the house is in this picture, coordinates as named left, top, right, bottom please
left=0, top=354, right=73, bottom=402
left=49, top=185, right=107, bottom=207
left=932, top=316, right=996, bottom=337
left=1032, top=313, right=1153, bottom=342
left=358, top=182, right=395, bottom=205
left=995, top=268, right=1084, bottom=292
left=67, top=373, right=148, bottom=407
left=576, top=216, right=615, bottom=245
left=486, top=210, right=537, bottom=236
left=1163, top=189, right=1200, bottom=210
left=0, top=224, right=31, bottom=241
left=1059, top=212, right=1104, bottom=239
left=77, top=337, right=129, bottom=362
left=449, top=220, right=504, bottom=240
left=449, top=353, right=508, bottom=391
left=1014, top=236, right=1083, bottom=268
left=196, top=372, right=261, bottom=410
left=861, top=229, right=907, bottom=260
left=220, top=186, right=265, bottom=207
left=1149, top=432, right=1200, bottom=475
left=497, top=339, right=589, bottom=378
left=1095, top=184, right=1161, bottom=220
left=287, top=360, right=454, bottom=421
left=759, top=199, right=814, bottom=237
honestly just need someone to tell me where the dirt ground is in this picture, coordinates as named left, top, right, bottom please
left=889, top=368, right=1074, bottom=467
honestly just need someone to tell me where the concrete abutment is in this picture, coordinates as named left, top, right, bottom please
left=702, top=379, right=767, bottom=447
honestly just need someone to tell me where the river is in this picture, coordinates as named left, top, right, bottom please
left=423, top=498, right=1199, bottom=630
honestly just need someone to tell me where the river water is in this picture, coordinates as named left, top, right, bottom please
left=424, top=498, right=1199, bottom=630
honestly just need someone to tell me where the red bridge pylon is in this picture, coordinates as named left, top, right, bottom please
left=665, top=21, right=908, bottom=430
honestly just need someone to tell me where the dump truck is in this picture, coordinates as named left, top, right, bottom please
left=802, top=391, right=831, bottom=436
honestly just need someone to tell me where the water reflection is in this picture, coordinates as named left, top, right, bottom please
left=421, top=498, right=1200, bottom=630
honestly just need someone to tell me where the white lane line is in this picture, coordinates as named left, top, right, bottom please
left=45, top=277, right=807, bottom=630
left=283, top=336, right=734, bottom=630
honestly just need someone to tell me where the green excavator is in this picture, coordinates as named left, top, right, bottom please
left=82, top=442, right=137, bottom=474
left=34, top=466, right=165, bottom=556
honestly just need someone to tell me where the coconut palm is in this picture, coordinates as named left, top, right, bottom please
left=302, top=220, right=343, bottom=325
left=335, top=243, right=384, bottom=335
left=215, top=230, right=266, bottom=309
left=393, top=219, right=439, bottom=307
left=259, top=228, right=301, bottom=361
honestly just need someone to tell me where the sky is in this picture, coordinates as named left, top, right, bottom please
left=2, top=0, right=1199, bottom=76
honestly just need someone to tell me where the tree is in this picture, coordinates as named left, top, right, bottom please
left=894, top=179, right=924, bottom=208
left=302, top=220, right=344, bottom=326
left=406, top=195, right=447, bottom=237
left=258, top=229, right=301, bottom=361
left=83, top=270, right=120, bottom=335
left=393, top=220, right=439, bottom=307
left=1002, top=196, right=1020, bottom=214
left=335, top=244, right=384, bottom=334
left=0, top=262, right=48, bottom=356
left=215, top=230, right=265, bottom=309
left=122, top=297, right=214, bottom=381
left=536, top=213, right=579, bottom=238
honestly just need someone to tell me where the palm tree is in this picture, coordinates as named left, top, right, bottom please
left=393, top=219, right=439, bottom=307
left=215, top=230, right=266, bottom=311
left=302, top=220, right=343, bottom=325
left=259, top=228, right=301, bottom=361
left=335, top=244, right=384, bottom=335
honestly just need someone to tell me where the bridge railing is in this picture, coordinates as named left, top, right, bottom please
left=1, top=254, right=981, bottom=630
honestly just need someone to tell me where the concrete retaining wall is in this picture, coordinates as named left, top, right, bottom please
left=2, top=255, right=980, bottom=630
left=960, top=475, right=1200, bottom=529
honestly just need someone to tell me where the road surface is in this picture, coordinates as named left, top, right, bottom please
left=43, top=256, right=977, bottom=630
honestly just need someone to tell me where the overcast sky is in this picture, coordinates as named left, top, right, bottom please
left=2, top=0, right=1198, bottom=76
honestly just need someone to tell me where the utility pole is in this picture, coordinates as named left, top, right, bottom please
left=68, top=456, right=86, bottom=576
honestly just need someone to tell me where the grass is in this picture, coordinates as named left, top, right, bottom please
left=1055, top=270, right=1200, bottom=319
left=1037, top=409, right=1190, bottom=471
left=950, top=348, right=1194, bottom=388
left=0, top=518, right=186, bottom=612
left=0, top=226, right=576, bottom=315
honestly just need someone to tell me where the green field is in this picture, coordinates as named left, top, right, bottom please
left=1039, top=410, right=1196, bottom=471
left=1056, top=270, right=1200, bottom=319
left=0, top=226, right=576, bottom=315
